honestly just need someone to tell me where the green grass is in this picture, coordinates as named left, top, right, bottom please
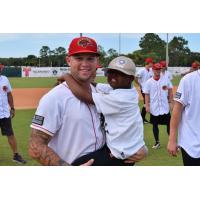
left=8, top=75, right=181, bottom=89
left=0, top=109, right=39, bottom=166
left=0, top=106, right=182, bottom=166
left=8, top=77, right=57, bottom=88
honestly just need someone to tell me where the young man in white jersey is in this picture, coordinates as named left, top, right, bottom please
left=0, top=64, right=26, bottom=164
left=167, top=69, right=200, bottom=166
left=135, top=58, right=153, bottom=124
left=181, top=62, right=200, bottom=77
left=144, top=63, right=173, bottom=149
left=59, top=56, right=148, bottom=166
left=160, top=60, right=173, bottom=81
left=28, top=37, right=144, bottom=166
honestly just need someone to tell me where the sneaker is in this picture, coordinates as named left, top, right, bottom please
left=152, top=142, right=161, bottom=149
left=13, top=153, right=27, bottom=164
left=143, top=119, right=149, bottom=124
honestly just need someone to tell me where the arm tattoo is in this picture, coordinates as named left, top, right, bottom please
left=29, top=129, right=70, bottom=166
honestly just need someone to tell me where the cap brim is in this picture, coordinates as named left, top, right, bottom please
left=103, top=67, right=135, bottom=76
left=68, top=50, right=100, bottom=56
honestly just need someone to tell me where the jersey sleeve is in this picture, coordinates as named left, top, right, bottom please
left=143, top=80, right=150, bottom=94
left=136, top=69, right=142, bottom=78
left=167, top=79, right=173, bottom=89
left=168, top=72, right=173, bottom=81
left=96, top=83, right=113, bottom=93
left=92, top=92, right=120, bottom=115
left=5, top=77, right=12, bottom=92
left=174, top=78, right=188, bottom=106
left=31, top=93, right=62, bottom=136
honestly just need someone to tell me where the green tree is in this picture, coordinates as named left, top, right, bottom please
left=139, top=33, right=166, bottom=61
left=98, top=45, right=107, bottom=67
left=25, top=55, right=38, bottom=66
left=169, top=36, right=191, bottom=66
left=55, top=47, right=66, bottom=67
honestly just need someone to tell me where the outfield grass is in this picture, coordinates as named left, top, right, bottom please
left=0, top=109, right=39, bottom=166
left=9, top=77, right=58, bottom=88
left=0, top=107, right=182, bottom=166
left=9, top=75, right=182, bottom=88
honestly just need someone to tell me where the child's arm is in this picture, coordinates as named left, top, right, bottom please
left=64, top=74, right=95, bottom=104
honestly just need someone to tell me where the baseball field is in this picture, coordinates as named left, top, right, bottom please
left=0, top=76, right=183, bottom=166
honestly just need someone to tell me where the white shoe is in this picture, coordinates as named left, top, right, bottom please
left=152, top=143, right=160, bottom=149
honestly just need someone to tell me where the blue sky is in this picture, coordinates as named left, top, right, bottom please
left=0, top=33, right=199, bottom=58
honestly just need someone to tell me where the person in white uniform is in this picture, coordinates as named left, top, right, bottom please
left=60, top=56, right=148, bottom=166
left=0, top=63, right=26, bottom=164
left=28, top=37, right=144, bottom=166
left=167, top=69, right=200, bottom=166
left=160, top=60, right=173, bottom=82
left=135, top=58, right=153, bottom=124
left=144, top=63, right=173, bottom=149
left=181, top=62, right=200, bottom=77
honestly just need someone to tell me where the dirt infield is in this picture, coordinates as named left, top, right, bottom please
left=13, top=88, right=50, bottom=109
left=13, top=86, right=178, bottom=109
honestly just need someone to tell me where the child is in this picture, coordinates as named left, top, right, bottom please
left=144, top=63, right=173, bottom=149
left=62, top=56, right=148, bottom=166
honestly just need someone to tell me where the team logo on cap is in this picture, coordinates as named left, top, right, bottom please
left=119, top=59, right=126, bottom=65
left=77, top=38, right=94, bottom=48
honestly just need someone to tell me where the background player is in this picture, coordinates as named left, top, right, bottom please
left=135, top=58, right=153, bottom=124
left=0, top=63, right=26, bottom=164
left=144, top=63, right=173, bottom=149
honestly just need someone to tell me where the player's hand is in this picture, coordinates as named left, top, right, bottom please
left=10, top=108, right=15, bottom=118
left=57, top=73, right=72, bottom=84
left=167, top=141, right=179, bottom=157
left=54, top=73, right=69, bottom=87
left=80, top=159, right=94, bottom=166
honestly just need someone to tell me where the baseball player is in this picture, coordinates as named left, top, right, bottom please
left=144, top=63, right=173, bottom=149
left=160, top=60, right=173, bottom=81
left=0, top=64, right=26, bottom=164
left=135, top=58, right=154, bottom=124
left=60, top=56, right=148, bottom=166
left=181, top=62, right=200, bottom=77
left=167, top=69, right=200, bottom=166
left=29, top=37, right=143, bottom=166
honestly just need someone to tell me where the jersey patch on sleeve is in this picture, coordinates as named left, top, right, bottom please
left=32, top=115, right=44, bottom=126
left=175, top=92, right=182, bottom=99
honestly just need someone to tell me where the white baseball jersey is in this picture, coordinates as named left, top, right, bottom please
left=92, top=83, right=145, bottom=159
left=0, top=75, right=12, bottom=119
left=161, top=70, right=173, bottom=81
left=174, top=70, right=200, bottom=158
left=31, top=82, right=105, bottom=164
left=136, top=67, right=153, bottom=92
left=144, top=77, right=173, bottom=116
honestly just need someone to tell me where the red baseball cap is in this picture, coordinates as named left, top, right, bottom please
left=192, top=62, right=199, bottom=69
left=152, top=63, right=162, bottom=70
left=96, top=65, right=102, bottom=69
left=145, top=58, right=153, bottom=64
left=160, top=60, right=166, bottom=68
left=68, top=37, right=99, bottom=56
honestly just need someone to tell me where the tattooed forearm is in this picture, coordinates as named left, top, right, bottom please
left=28, top=129, right=70, bottom=166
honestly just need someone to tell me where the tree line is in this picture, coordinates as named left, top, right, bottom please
left=0, top=33, right=200, bottom=67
